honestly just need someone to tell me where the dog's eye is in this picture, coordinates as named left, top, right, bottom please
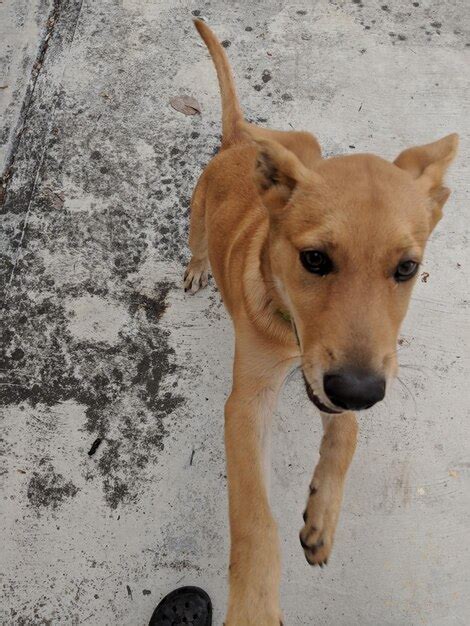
left=300, top=250, right=333, bottom=276
left=394, top=260, right=419, bottom=282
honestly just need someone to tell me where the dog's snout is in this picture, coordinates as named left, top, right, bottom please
left=323, top=369, right=386, bottom=411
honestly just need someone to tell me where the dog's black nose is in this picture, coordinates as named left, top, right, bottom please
left=323, top=369, right=385, bottom=411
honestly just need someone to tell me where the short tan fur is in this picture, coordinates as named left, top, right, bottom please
left=183, top=19, right=458, bottom=625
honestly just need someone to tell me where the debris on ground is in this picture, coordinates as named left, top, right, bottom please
left=170, top=95, right=201, bottom=115
left=88, top=438, right=103, bottom=456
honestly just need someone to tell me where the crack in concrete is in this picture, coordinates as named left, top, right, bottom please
left=0, top=0, right=61, bottom=200
left=1, top=0, right=85, bottom=306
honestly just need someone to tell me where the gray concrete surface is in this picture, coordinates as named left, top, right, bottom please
left=0, top=0, right=53, bottom=172
left=1, top=1, right=469, bottom=624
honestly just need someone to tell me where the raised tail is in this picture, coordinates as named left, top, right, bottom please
left=194, top=19, right=244, bottom=148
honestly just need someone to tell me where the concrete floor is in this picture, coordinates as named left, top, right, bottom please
left=1, top=1, right=469, bottom=624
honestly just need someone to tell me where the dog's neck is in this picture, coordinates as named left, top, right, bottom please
left=260, top=235, right=291, bottom=321
left=241, top=209, right=296, bottom=343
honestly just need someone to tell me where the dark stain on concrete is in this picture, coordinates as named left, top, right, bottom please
left=262, top=70, right=272, bottom=83
left=2, top=161, right=184, bottom=509
left=103, top=475, right=130, bottom=510
left=128, top=283, right=172, bottom=323
left=153, top=556, right=202, bottom=573
left=2, top=124, right=184, bottom=513
left=27, top=463, right=79, bottom=510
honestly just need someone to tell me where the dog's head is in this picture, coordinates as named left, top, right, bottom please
left=249, top=127, right=458, bottom=413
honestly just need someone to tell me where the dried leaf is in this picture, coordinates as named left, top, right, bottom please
left=170, top=95, right=201, bottom=116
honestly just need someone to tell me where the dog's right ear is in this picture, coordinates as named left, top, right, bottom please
left=254, top=139, right=310, bottom=192
left=240, top=122, right=312, bottom=196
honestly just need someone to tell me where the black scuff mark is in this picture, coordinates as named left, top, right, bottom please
left=88, top=438, right=102, bottom=456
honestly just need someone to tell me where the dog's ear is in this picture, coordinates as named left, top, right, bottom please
left=394, top=133, right=458, bottom=228
left=240, top=122, right=313, bottom=198
left=253, top=138, right=311, bottom=191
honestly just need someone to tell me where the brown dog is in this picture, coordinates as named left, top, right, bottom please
left=184, top=19, right=458, bottom=625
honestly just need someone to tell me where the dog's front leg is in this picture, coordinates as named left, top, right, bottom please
left=299, top=412, right=358, bottom=566
left=224, top=334, right=291, bottom=626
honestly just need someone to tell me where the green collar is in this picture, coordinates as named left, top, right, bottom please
left=276, top=308, right=301, bottom=347
left=276, top=308, right=292, bottom=323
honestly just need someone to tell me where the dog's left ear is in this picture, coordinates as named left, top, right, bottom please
left=394, top=133, right=459, bottom=228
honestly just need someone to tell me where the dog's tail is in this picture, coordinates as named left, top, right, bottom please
left=194, top=19, right=244, bottom=148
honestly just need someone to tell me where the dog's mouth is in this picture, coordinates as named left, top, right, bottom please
left=302, top=375, right=343, bottom=415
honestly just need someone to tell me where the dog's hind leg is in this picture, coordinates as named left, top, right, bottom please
left=184, top=174, right=210, bottom=294
left=299, top=412, right=358, bottom=566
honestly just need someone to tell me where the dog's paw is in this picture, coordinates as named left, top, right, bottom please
left=299, top=477, right=343, bottom=567
left=183, top=257, right=209, bottom=294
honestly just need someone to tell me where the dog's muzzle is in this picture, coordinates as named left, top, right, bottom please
left=302, top=374, right=343, bottom=414
left=323, top=369, right=386, bottom=411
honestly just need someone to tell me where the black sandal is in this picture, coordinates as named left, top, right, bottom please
left=148, top=586, right=212, bottom=626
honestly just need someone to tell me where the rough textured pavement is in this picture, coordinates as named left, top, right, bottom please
left=1, top=1, right=469, bottom=624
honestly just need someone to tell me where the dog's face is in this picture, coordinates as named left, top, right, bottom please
left=254, top=133, right=458, bottom=413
